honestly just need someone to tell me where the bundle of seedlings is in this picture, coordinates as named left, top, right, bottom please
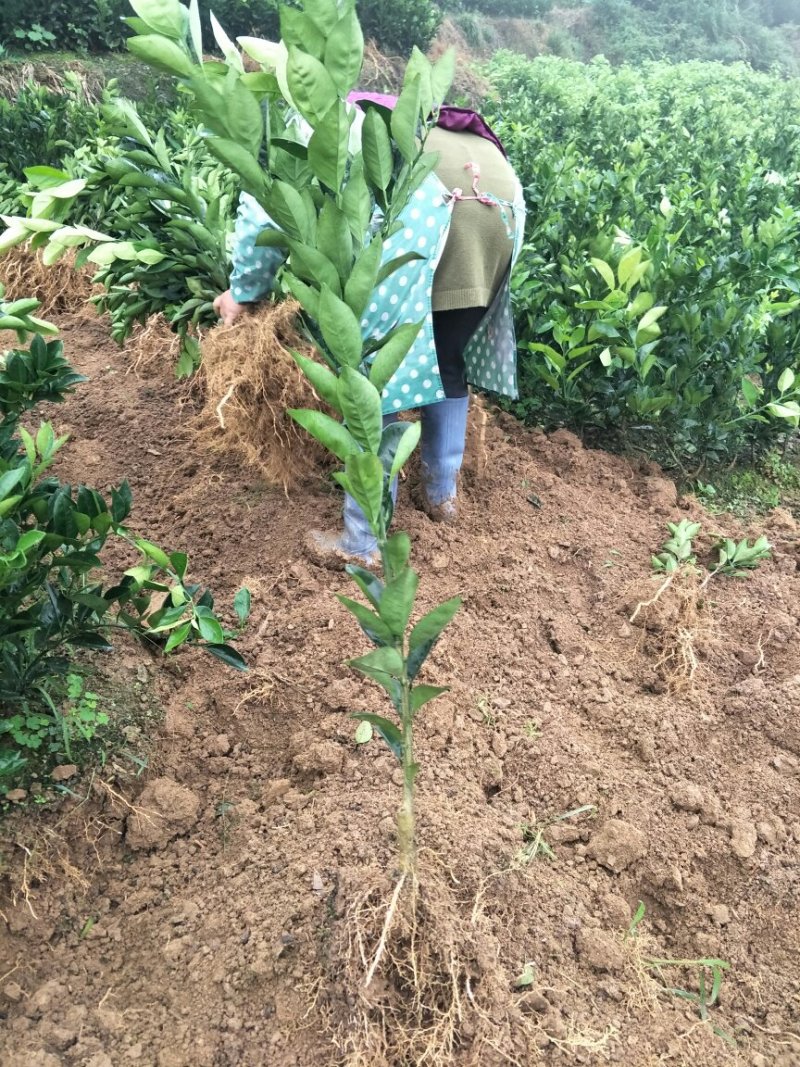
left=628, top=519, right=772, bottom=690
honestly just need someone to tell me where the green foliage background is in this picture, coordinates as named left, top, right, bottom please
left=485, top=54, right=800, bottom=467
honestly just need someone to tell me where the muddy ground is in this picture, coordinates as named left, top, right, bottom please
left=0, top=309, right=799, bottom=1066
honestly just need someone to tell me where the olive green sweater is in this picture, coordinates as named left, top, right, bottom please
left=428, top=126, right=518, bottom=312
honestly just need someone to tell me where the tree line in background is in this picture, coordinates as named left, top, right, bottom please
left=1, top=1, right=799, bottom=69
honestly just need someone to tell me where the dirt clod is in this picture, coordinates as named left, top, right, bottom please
left=729, top=819, right=758, bottom=859
left=587, top=818, right=649, bottom=872
left=125, top=777, right=201, bottom=850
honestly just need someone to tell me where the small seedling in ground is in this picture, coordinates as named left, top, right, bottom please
left=523, top=720, right=541, bottom=741
left=514, top=962, right=536, bottom=989
left=624, top=902, right=734, bottom=1044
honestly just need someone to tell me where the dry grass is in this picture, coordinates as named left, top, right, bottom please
left=0, top=246, right=94, bottom=318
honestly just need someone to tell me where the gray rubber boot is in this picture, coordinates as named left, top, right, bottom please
left=420, top=396, right=470, bottom=522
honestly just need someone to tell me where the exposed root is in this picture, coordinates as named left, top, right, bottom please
left=196, top=300, right=334, bottom=491
left=627, top=568, right=718, bottom=692
left=125, top=314, right=182, bottom=374
left=0, top=245, right=94, bottom=317
left=326, top=862, right=541, bottom=1067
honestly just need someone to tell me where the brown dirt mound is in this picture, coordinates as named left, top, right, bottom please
left=195, top=299, right=334, bottom=490
left=0, top=245, right=94, bottom=318
left=1, top=314, right=799, bottom=1067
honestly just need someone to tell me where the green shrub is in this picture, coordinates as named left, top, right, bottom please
left=486, top=54, right=800, bottom=468
left=358, top=0, right=442, bottom=55
left=0, top=289, right=248, bottom=789
left=0, top=0, right=130, bottom=53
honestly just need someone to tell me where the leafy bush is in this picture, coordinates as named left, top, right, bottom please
left=358, top=0, right=442, bottom=55
left=2, top=92, right=238, bottom=374
left=0, top=288, right=248, bottom=788
left=0, top=0, right=130, bottom=53
left=0, top=76, right=112, bottom=182
left=486, top=54, right=800, bottom=468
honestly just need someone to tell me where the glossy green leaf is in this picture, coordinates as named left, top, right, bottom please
left=344, top=236, right=382, bottom=318
left=234, top=587, right=251, bottom=625
left=129, top=0, right=186, bottom=38
left=379, top=566, right=419, bottom=638
left=407, top=596, right=461, bottom=680
left=325, top=8, right=364, bottom=94
left=338, top=366, right=383, bottom=453
left=288, top=408, right=360, bottom=462
left=336, top=595, right=394, bottom=646
left=411, top=684, right=449, bottom=714
left=391, top=73, right=422, bottom=163
left=369, top=322, right=422, bottom=393
left=362, top=109, right=393, bottom=193
left=291, top=351, right=342, bottom=413
left=318, top=285, right=364, bottom=367
left=128, top=35, right=194, bottom=77
left=308, top=100, right=351, bottom=193
left=344, top=451, right=384, bottom=526
left=286, top=47, right=337, bottom=126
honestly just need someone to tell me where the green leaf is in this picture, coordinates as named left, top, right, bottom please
left=289, top=243, right=341, bottom=295
left=324, top=8, right=363, bottom=94
left=129, top=0, right=186, bottom=38
left=164, top=621, right=192, bottom=652
left=196, top=614, right=225, bottom=644
left=206, top=137, right=266, bottom=199
left=169, top=551, right=188, bottom=580
left=188, top=0, right=203, bottom=60
left=391, top=73, right=422, bottom=164
left=341, top=156, right=372, bottom=240
left=430, top=48, right=455, bottom=107
left=136, top=539, right=171, bottom=571
left=777, top=367, right=795, bottom=393
left=617, top=246, right=643, bottom=288
left=637, top=305, right=668, bottom=331
left=379, top=566, right=419, bottom=638
left=316, top=199, right=352, bottom=284
left=127, top=35, right=194, bottom=77
left=345, top=236, right=383, bottom=318
left=741, top=377, right=760, bottom=407
left=338, top=366, right=383, bottom=453
left=407, top=596, right=461, bottom=680
left=286, top=47, right=338, bottom=126
left=263, top=181, right=313, bottom=243
left=411, top=684, right=448, bottom=714
left=205, top=643, right=248, bottom=670
left=346, top=563, right=384, bottom=610
left=383, top=531, right=411, bottom=578
left=369, top=322, right=422, bottom=393
left=288, top=408, right=360, bottom=462
left=345, top=452, right=384, bottom=527
left=389, top=421, right=421, bottom=478
left=590, top=257, right=616, bottom=292
left=308, top=100, right=351, bottom=193
left=362, top=109, right=393, bottom=193
left=336, top=595, right=394, bottom=646
left=349, top=646, right=404, bottom=679
left=354, top=720, right=373, bottom=744
left=291, top=351, right=342, bottom=413
left=351, top=713, right=403, bottom=761
left=234, top=587, right=251, bottom=625
left=766, top=400, right=800, bottom=422
left=318, top=285, right=364, bottom=367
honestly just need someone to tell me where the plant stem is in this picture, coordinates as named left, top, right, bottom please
left=397, top=665, right=417, bottom=876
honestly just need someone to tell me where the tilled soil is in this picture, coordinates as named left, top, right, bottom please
left=1, top=311, right=799, bottom=1067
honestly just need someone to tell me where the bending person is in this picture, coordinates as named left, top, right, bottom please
left=214, top=103, right=525, bottom=562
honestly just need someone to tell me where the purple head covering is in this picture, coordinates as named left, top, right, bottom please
left=346, top=92, right=507, bottom=158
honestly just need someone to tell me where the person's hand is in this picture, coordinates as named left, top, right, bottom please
left=213, top=289, right=245, bottom=326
